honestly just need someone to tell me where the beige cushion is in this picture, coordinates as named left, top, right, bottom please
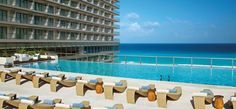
left=20, top=99, right=35, bottom=105
left=128, top=86, right=139, bottom=90
left=55, top=103, right=70, bottom=108
left=92, top=108, right=107, bottom=109
left=193, top=93, right=207, bottom=97
left=0, top=95, right=11, bottom=100
left=52, top=77, right=62, bottom=81
left=157, top=89, right=169, bottom=93
left=3, top=70, right=11, bottom=73
left=231, top=97, right=236, bottom=101
left=35, top=74, right=45, bottom=78
left=77, top=80, right=88, bottom=84
left=18, top=72, right=27, bottom=75
left=104, top=82, right=115, bottom=86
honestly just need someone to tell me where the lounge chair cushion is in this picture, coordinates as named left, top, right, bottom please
left=77, top=80, right=88, bottom=83
left=128, top=86, right=139, bottom=90
left=35, top=74, right=45, bottom=77
left=49, top=74, right=58, bottom=77
left=55, top=103, right=70, bottom=108
left=92, top=108, right=107, bottom=109
left=200, top=89, right=214, bottom=95
left=18, top=72, right=27, bottom=75
left=104, top=82, right=115, bottom=86
left=43, top=99, right=55, bottom=105
left=231, top=97, right=236, bottom=101
left=19, top=96, right=29, bottom=100
left=0, top=95, right=11, bottom=100
left=52, top=77, right=62, bottom=81
left=0, top=93, right=6, bottom=96
left=89, top=79, right=98, bottom=84
left=106, top=107, right=117, bottom=109
left=193, top=93, right=207, bottom=97
left=157, top=89, right=169, bottom=93
left=115, top=82, right=123, bottom=86
left=21, top=99, right=35, bottom=105
left=141, top=86, right=151, bottom=91
left=67, top=77, right=77, bottom=81
left=3, top=70, right=11, bottom=73
left=169, top=88, right=177, bottom=93
left=71, top=103, right=85, bottom=108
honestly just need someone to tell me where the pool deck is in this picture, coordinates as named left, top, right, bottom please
left=0, top=67, right=236, bottom=109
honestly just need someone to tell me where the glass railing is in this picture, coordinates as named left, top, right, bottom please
left=114, top=17, right=120, bottom=22
left=114, top=2, right=120, bottom=8
left=114, top=10, right=120, bottom=15
left=114, top=24, right=120, bottom=29
left=114, top=31, right=120, bottom=36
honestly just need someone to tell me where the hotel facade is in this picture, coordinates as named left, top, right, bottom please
left=0, top=0, right=119, bottom=61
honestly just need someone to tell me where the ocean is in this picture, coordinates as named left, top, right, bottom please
left=118, top=44, right=236, bottom=58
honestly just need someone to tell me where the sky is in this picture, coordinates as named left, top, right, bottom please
left=117, top=0, right=236, bottom=43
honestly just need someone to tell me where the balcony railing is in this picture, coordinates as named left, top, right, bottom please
left=114, top=24, right=120, bottom=29
left=114, top=31, right=120, bottom=36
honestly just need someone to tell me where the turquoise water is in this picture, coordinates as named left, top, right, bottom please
left=18, top=59, right=236, bottom=87
left=17, top=44, right=236, bottom=87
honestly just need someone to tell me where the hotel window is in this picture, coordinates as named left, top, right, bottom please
left=15, top=28, right=30, bottom=39
left=70, top=11, right=77, bottom=18
left=34, top=29, right=45, bottom=40
left=15, top=0, right=31, bottom=8
left=60, top=9, right=68, bottom=17
left=60, top=32, right=68, bottom=40
left=48, top=31, right=53, bottom=40
left=48, top=6, right=54, bottom=14
left=60, top=20, right=68, bottom=28
left=60, top=0, right=69, bottom=5
left=71, top=33, right=77, bottom=40
left=0, top=0, right=7, bottom=4
left=48, top=18, right=54, bottom=27
left=16, top=12, right=30, bottom=24
left=0, top=9, right=7, bottom=21
left=70, top=1, right=77, bottom=8
left=0, top=26, right=7, bottom=39
left=34, top=2, right=46, bottom=12
left=71, top=22, right=77, bottom=29
left=34, top=16, right=46, bottom=25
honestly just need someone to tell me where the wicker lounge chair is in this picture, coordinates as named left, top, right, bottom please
left=231, top=93, right=236, bottom=109
left=54, top=101, right=91, bottom=109
left=15, top=95, right=39, bottom=109
left=50, top=76, right=82, bottom=92
left=0, top=93, right=17, bottom=108
left=126, top=84, right=156, bottom=104
left=192, top=89, right=214, bottom=109
left=104, top=80, right=127, bottom=100
left=1, top=69, right=22, bottom=82
left=156, top=86, right=182, bottom=108
left=93, top=104, right=123, bottom=109
left=32, top=73, right=65, bottom=88
left=76, top=78, right=103, bottom=96
left=15, top=71, right=35, bottom=85
left=31, top=98, right=62, bottom=109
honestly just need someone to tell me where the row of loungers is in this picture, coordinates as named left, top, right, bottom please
left=0, top=92, right=123, bottom=109
left=1, top=69, right=236, bottom=109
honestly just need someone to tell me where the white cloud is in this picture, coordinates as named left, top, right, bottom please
left=129, top=22, right=141, bottom=31
left=126, top=12, right=140, bottom=22
left=143, top=21, right=160, bottom=30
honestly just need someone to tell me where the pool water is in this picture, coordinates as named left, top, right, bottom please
left=17, top=59, right=236, bottom=87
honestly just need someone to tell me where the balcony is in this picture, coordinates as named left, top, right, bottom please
left=114, top=24, right=120, bottom=29
left=114, top=31, right=120, bottom=36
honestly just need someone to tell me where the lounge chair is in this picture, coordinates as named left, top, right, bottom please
left=0, top=93, right=17, bottom=108
left=192, top=89, right=214, bottom=109
left=16, top=95, right=39, bottom=109
left=231, top=92, right=236, bottom=109
left=54, top=101, right=91, bottom=109
left=104, top=80, right=127, bottom=100
left=1, top=69, right=21, bottom=82
left=32, top=73, right=65, bottom=88
left=156, top=86, right=182, bottom=108
left=92, top=104, right=123, bottom=109
left=126, top=84, right=156, bottom=104
left=76, top=78, right=103, bottom=96
left=15, top=71, right=35, bottom=85
left=31, top=98, right=62, bottom=109
left=50, top=76, right=82, bottom=92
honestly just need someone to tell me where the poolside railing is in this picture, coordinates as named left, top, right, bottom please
left=68, top=55, right=236, bottom=70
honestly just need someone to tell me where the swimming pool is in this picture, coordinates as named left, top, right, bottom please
left=17, top=59, right=236, bottom=87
